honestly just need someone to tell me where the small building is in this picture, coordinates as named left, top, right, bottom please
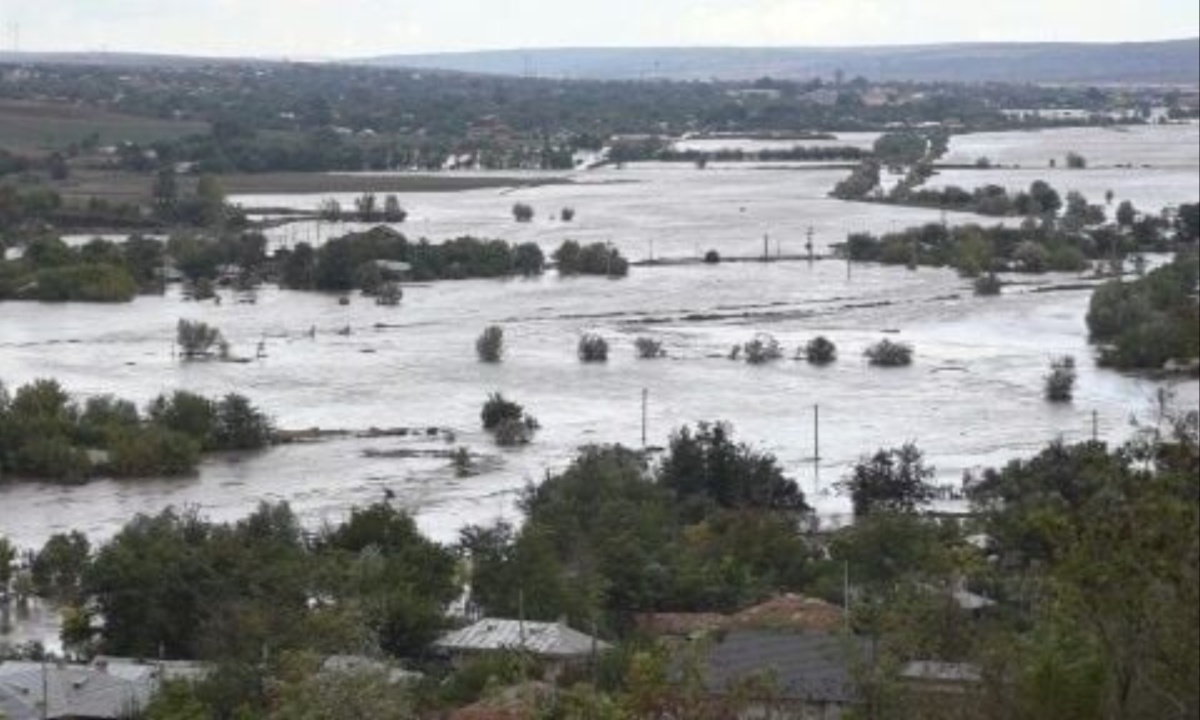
left=0, top=661, right=152, bottom=720
left=0, top=658, right=209, bottom=720
left=688, top=630, right=867, bottom=720
left=434, top=618, right=609, bottom=680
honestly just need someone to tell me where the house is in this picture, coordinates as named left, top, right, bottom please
left=434, top=618, right=609, bottom=681
left=0, top=661, right=152, bottom=720
left=0, top=658, right=208, bottom=720
left=688, top=630, right=867, bottom=720
left=435, top=618, right=609, bottom=662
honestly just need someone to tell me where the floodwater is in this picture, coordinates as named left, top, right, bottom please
left=1, top=124, right=1198, bottom=560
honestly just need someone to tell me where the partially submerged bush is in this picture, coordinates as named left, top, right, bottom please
left=476, top=326, right=504, bottom=363
left=704, top=250, right=721, bottom=264
left=635, top=337, right=666, bottom=359
left=974, top=274, right=1003, bottom=296
left=177, top=319, right=228, bottom=360
left=803, top=336, right=838, bottom=365
left=452, top=447, right=473, bottom=477
left=480, top=393, right=539, bottom=446
left=512, top=203, right=534, bottom=223
left=742, top=333, right=783, bottom=365
left=1045, top=356, right=1077, bottom=403
left=578, top=334, right=610, bottom=363
left=865, top=339, right=914, bottom=367
left=481, top=393, right=525, bottom=431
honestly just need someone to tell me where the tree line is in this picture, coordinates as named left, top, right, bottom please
left=0, top=379, right=272, bottom=483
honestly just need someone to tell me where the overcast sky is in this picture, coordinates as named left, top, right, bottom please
left=4, top=0, right=1197, bottom=57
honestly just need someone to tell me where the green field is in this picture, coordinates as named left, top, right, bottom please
left=0, top=100, right=208, bottom=154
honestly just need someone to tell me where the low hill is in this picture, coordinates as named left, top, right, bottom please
left=360, top=39, right=1200, bottom=84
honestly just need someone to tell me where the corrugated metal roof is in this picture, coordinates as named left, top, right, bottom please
left=434, top=619, right=609, bottom=659
left=0, top=662, right=153, bottom=719
left=697, top=631, right=866, bottom=704
left=901, top=661, right=983, bottom=683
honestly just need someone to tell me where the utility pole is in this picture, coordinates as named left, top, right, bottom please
left=806, top=226, right=815, bottom=266
left=641, top=389, right=649, bottom=449
left=813, top=404, right=821, bottom=462
left=763, top=233, right=770, bottom=262
left=1092, top=410, right=1099, bottom=443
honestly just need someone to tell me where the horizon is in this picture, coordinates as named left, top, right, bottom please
left=0, top=0, right=1196, bottom=58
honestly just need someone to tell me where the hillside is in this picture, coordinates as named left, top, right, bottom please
left=360, top=38, right=1200, bottom=84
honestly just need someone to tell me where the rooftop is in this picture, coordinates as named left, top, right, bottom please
left=434, top=619, right=610, bottom=659
left=697, top=631, right=866, bottom=704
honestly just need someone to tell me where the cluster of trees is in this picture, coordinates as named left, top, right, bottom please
left=461, top=423, right=812, bottom=633
left=1087, top=252, right=1200, bottom=369
left=277, top=227, right=546, bottom=291
left=846, top=222, right=1091, bottom=275
left=4, top=412, right=1196, bottom=718
left=480, top=393, right=539, bottom=446
left=0, top=235, right=161, bottom=302
left=656, top=145, right=871, bottom=164
left=554, top=240, right=630, bottom=277
left=0, top=380, right=272, bottom=483
left=319, top=194, right=407, bottom=223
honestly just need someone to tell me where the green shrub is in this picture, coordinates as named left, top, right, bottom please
left=476, top=326, right=505, bottom=363
left=481, top=393, right=525, bottom=431
left=480, top=394, right=538, bottom=446
left=742, top=334, right=783, bottom=365
left=176, top=320, right=226, bottom=360
left=974, top=274, right=1003, bottom=296
left=107, top=428, right=201, bottom=477
left=578, top=334, right=609, bottom=362
left=865, top=339, right=914, bottom=367
left=1044, top=356, right=1077, bottom=403
left=512, top=203, right=534, bottom=222
left=635, top=337, right=666, bottom=359
left=210, top=394, right=273, bottom=451
left=513, top=243, right=545, bottom=276
left=804, top=336, right=838, bottom=365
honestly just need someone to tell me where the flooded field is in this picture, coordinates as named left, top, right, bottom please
left=1, top=124, right=1198, bottom=560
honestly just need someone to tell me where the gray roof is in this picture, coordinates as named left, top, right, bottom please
left=0, top=662, right=153, bottom=719
left=696, top=631, right=866, bottom=704
left=0, top=684, right=38, bottom=720
left=320, top=656, right=422, bottom=685
left=434, top=619, right=610, bottom=659
left=901, top=661, right=983, bottom=684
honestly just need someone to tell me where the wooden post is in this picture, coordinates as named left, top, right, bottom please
left=1092, top=410, right=1099, bottom=443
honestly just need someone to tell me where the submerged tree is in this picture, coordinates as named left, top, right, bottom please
left=1044, top=356, right=1077, bottom=403
left=838, top=443, right=936, bottom=517
left=176, top=319, right=227, bottom=360
left=476, top=326, right=504, bottom=363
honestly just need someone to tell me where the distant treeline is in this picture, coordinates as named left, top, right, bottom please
left=653, top=146, right=871, bottom=163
